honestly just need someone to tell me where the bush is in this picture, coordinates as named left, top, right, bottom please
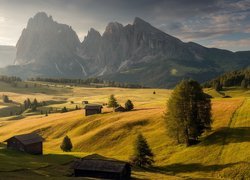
left=125, top=100, right=134, bottom=111
left=60, top=135, right=73, bottom=152
left=61, top=107, right=68, bottom=113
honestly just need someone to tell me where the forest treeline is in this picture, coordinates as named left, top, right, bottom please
left=28, top=77, right=145, bottom=88
left=203, top=68, right=250, bottom=90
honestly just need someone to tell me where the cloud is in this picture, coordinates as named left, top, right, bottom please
left=207, top=38, right=250, bottom=52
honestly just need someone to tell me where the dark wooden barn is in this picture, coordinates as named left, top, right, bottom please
left=83, top=104, right=103, bottom=116
left=72, top=155, right=131, bottom=179
left=4, top=133, right=43, bottom=155
left=114, top=106, right=126, bottom=112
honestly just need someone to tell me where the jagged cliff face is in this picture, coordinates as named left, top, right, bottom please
left=3, top=12, right=250, bottom=87
left=14, top=12, right=88, bottom=77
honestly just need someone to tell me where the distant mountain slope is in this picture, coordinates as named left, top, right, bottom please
left=0, top=46, right=16, bottom=68
left=1, top=12, right=250, bottom=87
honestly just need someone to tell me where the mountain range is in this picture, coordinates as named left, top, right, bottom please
left=1, top=12, right=250, bottom=87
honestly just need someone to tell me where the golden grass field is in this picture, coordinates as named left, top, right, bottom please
left=0, top=81, right=249, bottom=179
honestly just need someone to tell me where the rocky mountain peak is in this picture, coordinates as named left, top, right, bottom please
left=27, top=12, right=53, bottom=29
left=103, top=22, right=123, bottom=35
left=133, top=17, right=151, bottom=27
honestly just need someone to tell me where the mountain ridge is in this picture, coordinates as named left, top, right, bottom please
left=1, top=12, right=250, bottom=87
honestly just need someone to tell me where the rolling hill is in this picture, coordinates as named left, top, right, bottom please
left=0, top=82, right=249, bottom=179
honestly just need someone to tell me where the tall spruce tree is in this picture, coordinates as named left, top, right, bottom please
left=60, top=135, right=73, bottom=152
left=131, top=133, right=154, bottom=167
left=107, top=94, right=119, bottom=108
left=164, top=80, right=212, bottom=146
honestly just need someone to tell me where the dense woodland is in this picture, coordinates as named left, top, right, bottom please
left=0, top=75, right=22, bottom=84
left=203, top=68, right=250, bottom=90
left=28, top=77, right=145, bottom=88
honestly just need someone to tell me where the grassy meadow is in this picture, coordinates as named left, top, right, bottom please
left=0, top=81, right=249, bottom=179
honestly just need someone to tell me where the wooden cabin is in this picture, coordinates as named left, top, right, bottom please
left=4, top=133, right=43, bottom=155
left=83, top=104, right=103, bottom=116
left=82, top=101, right=89, bottom=105
left=72, top=155, right=131, bottom=179
left=114, top=106, right=126, bottom=112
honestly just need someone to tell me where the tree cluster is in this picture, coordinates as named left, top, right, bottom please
left=23, top=98, right=41, bottom=112
left=165, top=80, right=212, bottom=146
left=203, top=68, right=250, bottom=89
left=108, top=95, right=134, bottom=111
left=0, top=75, right=22, bottom=84
left=28, top=77, right=145, bottom=88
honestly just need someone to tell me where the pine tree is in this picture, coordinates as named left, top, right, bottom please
left=130, top=133, right=154, bottom=167
left=107, top=94, right=119, bottom=108
left=125, top=99, right=134, bottom=111
left=60, top=135, right=73, bottom=152
left=164, top=80, right=212, bottom=146
left=24, top=100, right=28, bottom=109
left=27, top=98, right=31, bottom=108
left=61, top=107, right=68, bottom=113
left=2, top=95, right=10, bottom=103
left=75, top=105, right=79, bottom=110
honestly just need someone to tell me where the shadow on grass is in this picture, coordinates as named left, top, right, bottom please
left=132, top=162, right=239, bottom=179
left=201, top=127, right=250, bottom=146
left=132, top=108, right=159, bottom=112
left=158, top=163, right=238, bottom=174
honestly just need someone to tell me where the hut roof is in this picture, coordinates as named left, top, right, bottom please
left=114, top=106, right=126, bottom=112
left=73, top=154, right=129, bottom=173
left=83, top=104, right=103, bottom=110
left=4, top=133, right=43, bottom=145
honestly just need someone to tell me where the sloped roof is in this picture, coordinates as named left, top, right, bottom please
left=4, top=133, right=43, bottom=145
left=83, top=104, right=103, bottom=110
left=73, top=154, right=130, bottom=173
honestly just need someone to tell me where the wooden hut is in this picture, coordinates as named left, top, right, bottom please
left=72, top=155, right=131, bottom=179
left=114, top=106, right=126, bottom=112
left=4, top=133, right=43, bottom=155
left=82, top=101, right=89, bottom=105
left=83, top=104, right=103, bottom=116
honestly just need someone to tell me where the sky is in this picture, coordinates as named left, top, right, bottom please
left=0, top=0, right=249, bottom=52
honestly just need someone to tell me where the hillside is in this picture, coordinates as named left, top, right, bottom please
left=0, top=83, right=249, bottom=179
left=1, top=12, right=250, bottom=87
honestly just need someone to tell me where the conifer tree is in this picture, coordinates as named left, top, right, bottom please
left=60, top=135, right=73, bottom=152
left=27, top=98, right=31, bottom=108
left=131, top=133, right=154, bottom=167
left=2, top=95, right=10, bottom=103
left=107, top=94, right=119, bottom=108
left=61, top=107, right=68, bottom=113
left=164, top=80, right=212, bottom=146
left=125, top=99, right=134, bottom=111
